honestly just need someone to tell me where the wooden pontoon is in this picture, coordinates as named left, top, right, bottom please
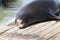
left=0, top=18, right=60, bottom=40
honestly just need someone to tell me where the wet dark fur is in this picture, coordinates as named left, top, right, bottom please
left=15, top=0, right=60, bottom=28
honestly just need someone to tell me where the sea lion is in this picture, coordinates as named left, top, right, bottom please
left=15, top=0, right=60, bottom=29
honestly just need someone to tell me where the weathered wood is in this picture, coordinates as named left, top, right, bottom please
left=0, top=18, right=60, bottom=40
left=0, top=18, right=15, bottom=34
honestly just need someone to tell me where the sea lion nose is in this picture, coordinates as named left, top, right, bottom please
left=16, top=19, right=24, bottom=29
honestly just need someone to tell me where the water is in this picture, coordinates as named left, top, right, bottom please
left=0, top=0, right=30, bottom=25
left=0, top=0, right=60, bottom=25
left=0, top=8, right=17, bottom=25
left=0, top=0, right=22, bottom=25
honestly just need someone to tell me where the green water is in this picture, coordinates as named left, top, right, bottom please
left=0, top=8, right=16, bottom=24
left=0, top=0, right=22, bottom=25
left=0, top=0, right=29, bottom=25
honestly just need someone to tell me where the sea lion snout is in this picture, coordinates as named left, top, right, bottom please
left=15, top=19, right=25, bottom=29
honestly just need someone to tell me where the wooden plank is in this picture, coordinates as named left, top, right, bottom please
left=39, top=21, right=60, bottom=39
left=18, top=21, right=49, bottom=34
left=8, top=21, right=56, bottom=40
left=0, top=18, right=15, bottom=34
left=0, top=27, right=19, bottom=40
left=0, top=27, right=18, bottom=38
left=0, top=17, right=60, bottom=40
left=48, top=32, right=60, bottom=40
left=8, top=21, right=49, bottom=40
left=29, top=21, right=56, bottom=34
left=0, top=38, right=5, bottom=40
left=27, top=21, right=57, bottom=40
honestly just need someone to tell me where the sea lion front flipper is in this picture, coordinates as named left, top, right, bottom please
left=48, top=8, right=60, bottom=19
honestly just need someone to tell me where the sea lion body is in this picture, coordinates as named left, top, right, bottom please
left=15, top=0, right=60, bottom=29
